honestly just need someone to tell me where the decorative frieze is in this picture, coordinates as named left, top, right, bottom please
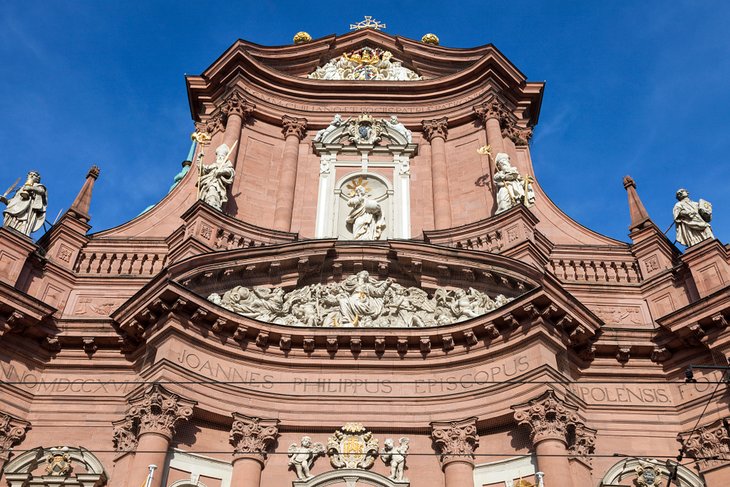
left=431, top=417, right=479, bottom=465
left=113, top=384, right=196, bottom=450
left=229, top=413, right=279, bottom=461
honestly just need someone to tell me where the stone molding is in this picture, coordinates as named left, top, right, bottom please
left=512, top=389, right=583, bottom=447
left=221, top=90, right=255, bottom=122
left=421, top=117, right=448, bottom=142
left=678, top=417, right=730, bottom=470
left=0, top=412, right=30, bottom=460
left=430, top=417, right=479, bottom=466
left=229, top=413, right=279, bottom=462
left=282, top=115, right=308, bottom=140
left=113, top=384, right=196, bottom=450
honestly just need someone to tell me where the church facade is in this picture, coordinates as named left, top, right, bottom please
left=1, top=23, right=729, bottom=487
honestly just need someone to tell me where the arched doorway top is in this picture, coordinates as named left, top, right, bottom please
left=293, top=468, right=409, bottom=487
left=600, top=458, right=703, bottom=487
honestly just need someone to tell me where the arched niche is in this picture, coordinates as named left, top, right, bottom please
left=3, top=446, right=108, bottom=487
left=313, top=115, right=417, bottom=240
left=600, top=458, right=703, bottom=487
left=168, top=481, right=208, bottom=487
left=292, top=469, right=409, bottom=487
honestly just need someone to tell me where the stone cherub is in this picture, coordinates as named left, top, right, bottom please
left=381, top=437, right=409, bottom=482
left=673, top=188, right=714, bottom=247
left=288, top=436, right=325, bottom=480
left=1, top=170, right=47, bottom=236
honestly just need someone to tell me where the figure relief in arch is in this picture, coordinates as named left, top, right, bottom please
left=345, top=177, right=386, bottom=240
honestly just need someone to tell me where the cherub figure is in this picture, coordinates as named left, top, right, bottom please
left=288, top=436, right=325, bottom=480
left=381, top=437, right=409, bottom=482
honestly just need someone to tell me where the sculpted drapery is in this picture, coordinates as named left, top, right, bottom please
left=1, top=171, right=47, bottom=235
left=673, top=188, right=713, bottom=247
left=346, top=185, right=386, bottom=240
left=494, top=153, right=534, bottom=214
left=198, top=143, right=235, bottom=211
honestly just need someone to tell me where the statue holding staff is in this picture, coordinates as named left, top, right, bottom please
left=1, top=171, right=47, bottom=236
left=198, top=142, right=236, bottom=211
left=493, top=152, right=535, bottom=214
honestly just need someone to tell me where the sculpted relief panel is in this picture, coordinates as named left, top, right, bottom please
left=308, top=47, right=421, bottom=81
left=208, top=270, right=512, bottom=328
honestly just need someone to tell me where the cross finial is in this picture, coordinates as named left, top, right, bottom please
left=350, top=16, right=386, bottom=31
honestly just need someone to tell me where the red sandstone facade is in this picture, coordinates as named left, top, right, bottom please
left=1, top=28, right=729, bottom=487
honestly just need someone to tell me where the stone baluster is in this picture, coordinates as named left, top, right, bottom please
left=512, top=390, right=581, bottom=487
left=431, top=417, right=479, bottom=487
left=422, top=117, right=451, bottom=229
left=220, top=90, right=255, bottom=167
left=678, top=417, right=730, bottom=484
left=0, top=412, right=30, bottom=474
left=229, top=414, right=279, bottom=487
left=474, top=99, right=507, bottom=155
left=116, top=384, right=196, bottom=487
left=274, top=115, right=308, bottom=231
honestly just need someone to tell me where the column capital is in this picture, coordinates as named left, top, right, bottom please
left=512, top=389, right=581, bottom=447
left=113, top=384, right=196, bottom=450
left=430, top=417, right=479, bottom=466
left=421, top=117, right=449, bottom=142
left=0, top=412, right=30, bottom=460
left=195, top=113, right=225, bottom=138
left=473, top=98, right=508, bottom=123
left=229, top=413, right=280, bottom=463
left=221, top=89, right=255, bottom=122
left=282, top=115, right=308, bottom=140
left=678, top=417, right=730, bottom=470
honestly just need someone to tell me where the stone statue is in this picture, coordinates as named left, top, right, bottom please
left=198, top=144, right=235, bottom=211
left=673, top=188, right=714, bottom=247
left=494, top=153, right=535, bottom=214
left=1, top=171, right=47, bottom=236
left=308, top=47, right=421, bottom=81
left=209, top=274, right=514, bottom=328
left=346, top=186, right=386, bottom=240
left=314, top=114, right=344, bottom=142
left=288, top=436, right=325, bottom=480
left=386, top=116, right=412, bottom=143
left=382, top=437, right=409, bottom=482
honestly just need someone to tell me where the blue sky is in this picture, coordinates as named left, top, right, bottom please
left=1, top=1, right=729, bottom=245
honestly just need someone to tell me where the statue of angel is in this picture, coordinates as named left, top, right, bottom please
left=381, top=437, right=409, bottom=481
left=288, top=436, right=325, bottom=480
left=314, top=114, right=344, bottom=142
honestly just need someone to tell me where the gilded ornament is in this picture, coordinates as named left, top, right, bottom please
left=422, top=33, right=440, bottom=45
left=349, top=16, right=386, bottom=31
left=293, top=31, right=312, bottom=44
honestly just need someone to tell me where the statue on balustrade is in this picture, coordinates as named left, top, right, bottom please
left=673, top=188, right=714, bottom=247
left=198, top=143, right=235, bottom=211
left=1, top=170, right=47, bottom=236
left=494, top=153, right=535, bottom=214
left=346, top=185, right=386, bottom=240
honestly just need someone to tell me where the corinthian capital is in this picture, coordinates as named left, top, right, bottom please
left=678, top=417, right=730, bottom=469
left=422, top=117, right=448, bottom=142
left=282, top=115, right=308, bottom=140
left=221, top=90, right=255, bottom=122
left=229, top=413, right=280, bottom=462
left=430, top=417, right=479, bottom=466
left=0, top=412, right=30, bottom=460
left=474, top=99, right=509, bottom=123
left=122, top=384, right=196, bottom=442
left=512, top=390, right=581, bottom=446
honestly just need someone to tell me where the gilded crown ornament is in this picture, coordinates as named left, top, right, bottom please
left=421, top=33, right=440, bottom=45
left=293, top=31, right=312, bottom=44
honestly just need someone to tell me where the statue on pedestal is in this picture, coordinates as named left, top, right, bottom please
left=382, top=437, right=409, bottom=482
left=494, top=153, right=534, bottom=214
left=346, top=185, right=386, bottom=240
left=288, top=436, right=325, bottom=480
left=673, top=188, right=714, bottom=247
left=198, top=143, right=235, bottom=211
left=1, top=171, right=47, bottom=236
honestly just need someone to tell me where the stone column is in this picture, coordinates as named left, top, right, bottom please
left=513, top=390, right=584, bottom=487
left=431, top=417, right=479, bottom=487
left=274, top=115, right=308, bottom=231
left=679, top=417, right=730, bottom=485
left=114, top=385, right=196, bottom=487
left=229, top=414, right=279, bottom=487
left=474, top=100, right=507, bottom=155
left=220, top=90, right=255, bottom=165
left=422, top=117, right=451, bottom=229
left=0, top=412, right=30, bottom=474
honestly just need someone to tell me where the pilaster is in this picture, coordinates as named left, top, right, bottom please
left=422, top=117, right=451, bottom=229
left=431, top=417, right=479, bottom=487
left=274, top=115, right=308, bottom=231
left=229, top=414, right=279, bottom=487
